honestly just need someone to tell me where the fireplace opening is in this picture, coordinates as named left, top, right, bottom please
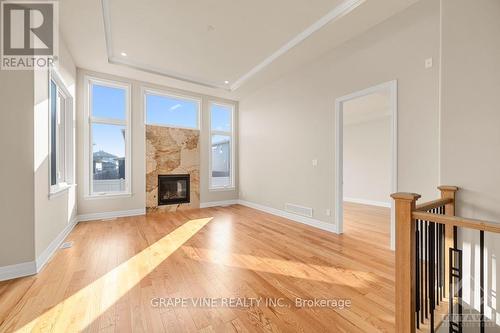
left=158, top=174, right=190, bottom=206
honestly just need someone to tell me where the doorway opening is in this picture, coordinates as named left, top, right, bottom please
left=334, top=80, right=397, bottom=250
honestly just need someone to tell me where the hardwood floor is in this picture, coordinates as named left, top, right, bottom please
left=0, top=203, right=393, bottom=333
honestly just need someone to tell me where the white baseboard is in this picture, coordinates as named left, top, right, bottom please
left=237, top=200, right=338, bottom=234
left=35, top=216, right=78, bottom=272
left=343, top=197, right=391, bottom=208
left=199, top=199, right=337, bottom=233
left=200, top=200, right=239, bottom=208
left=77, top=208, right=146, bottom=222
left=0, top=216, right=78, bottom=282
left=0, top=261, right=36, bottom=282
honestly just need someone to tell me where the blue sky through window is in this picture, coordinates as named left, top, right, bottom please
left=92, top=124, right=125, bottom=157
left=211, top=104, right=232, bottom=132
left=92, top=84, right=126, bottom=119
left=146, top=94, right=198, bottom=128
left=91, top=83, right=127, bottom=159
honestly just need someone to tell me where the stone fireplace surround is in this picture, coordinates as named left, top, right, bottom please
left=146, top=125, right=200, bottom=211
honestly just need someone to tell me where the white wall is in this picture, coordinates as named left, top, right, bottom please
left=76, top=70, right=239, bottom=216
left=0, top=37, right=76, bottom=270
left=0, top=37, right=141, bottom=275
left=440, top=0, right=500, bottom=327
left=239, top=0, right=440, bottom=225
left=34, top=37, right=78, bottom=261
left=343, top=116, right=391, bottom=206
left=0, top=70, right=35, bottom=267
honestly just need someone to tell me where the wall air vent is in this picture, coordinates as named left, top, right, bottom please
left=285, top=203, right=313, bottom=218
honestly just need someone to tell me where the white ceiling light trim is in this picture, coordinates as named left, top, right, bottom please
left=102, top=0, right=113, bottom=57
left=101, top=0, right=228, bottom=90
left=230, top=0, right=365, bottom=91
left=108, top=56, right=229, bottom=89
left=101, top=0, right=365, bottom=91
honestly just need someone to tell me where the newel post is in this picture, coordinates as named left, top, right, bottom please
left=391, top=192, right=421, bottom=333
left=438, top=185, right=459, bottom=298
left=438, top=186, right=458, bottom=216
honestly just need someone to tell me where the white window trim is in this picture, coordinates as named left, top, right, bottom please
left=143, top=87, right=201, bottom=130
left=48, top=68, right=75, bottom=199
left=49, top=183, right=72, bottom=199
left=208, top=101, right=235, bottom=191
left=83, top=75, right=132, bottom=199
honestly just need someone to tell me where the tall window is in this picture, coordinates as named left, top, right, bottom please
left=50, top=73, right=72, bottom=193
left=210, top=102, right=234, bottom=189
left=87, top=78, right=130, bottom=196
left=145, top=90, right=200, bottom=129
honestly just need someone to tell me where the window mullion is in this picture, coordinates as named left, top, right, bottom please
left=90, top=117, right=126, bottom=126
left=55, top=92, right=60, bottom=184
left=58, top=93, right=64, bottom=183
left=211, top=130, right=232, bottom=136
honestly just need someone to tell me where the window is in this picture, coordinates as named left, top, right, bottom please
left=49, top=71, right=73, bottom=195
left=209, top=102, right=234, bottom=189
left=145, top=90, right=200, bottom=129
left=86, top=77, right=130, bottom=196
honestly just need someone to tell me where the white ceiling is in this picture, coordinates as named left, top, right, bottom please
left=107, top=0, right=346, bottom=89
left=59, top=0, right=420, bottom=98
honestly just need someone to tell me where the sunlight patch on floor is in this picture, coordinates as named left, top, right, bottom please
left=184, top=246, right=379, bottom=289
left=12, top=217, right=212, bottom=333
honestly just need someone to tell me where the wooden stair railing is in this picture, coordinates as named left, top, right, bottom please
left=392, top=186, right=497, bottom=333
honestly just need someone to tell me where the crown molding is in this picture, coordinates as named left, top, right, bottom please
left=229, top=0, right=365, bottom=91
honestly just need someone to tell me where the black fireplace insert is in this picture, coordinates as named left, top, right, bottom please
left=158, top=174, right=190, bottom=206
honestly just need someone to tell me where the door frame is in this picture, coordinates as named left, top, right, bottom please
left=334, top=80, right=398, bottom=250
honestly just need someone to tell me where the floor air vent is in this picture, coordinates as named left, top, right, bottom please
left=285, top=203, right=313, bottom=218
left=60, top=241, right=74, bottom=249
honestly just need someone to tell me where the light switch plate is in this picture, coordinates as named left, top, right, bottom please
left=425, top=58, right=433, bottom=69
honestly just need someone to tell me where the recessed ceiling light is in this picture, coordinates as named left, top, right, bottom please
left=224, top=80, right=229, bottom=84
left=120, top=52, right=127, bottom=57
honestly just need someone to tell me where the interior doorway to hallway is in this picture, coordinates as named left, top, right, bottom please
left=334, top=80, right=397, bottom=250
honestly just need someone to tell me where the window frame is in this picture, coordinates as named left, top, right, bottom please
left=208, top=101, right=235, bottom=191
left=84, top=75, right=132, bottom=198
left=48, top=68, right=74, bottom=198
left=143, top=87, right=201, bottom=130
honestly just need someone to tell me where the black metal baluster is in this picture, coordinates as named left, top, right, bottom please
left=416, top=220, right=420, bottom=329
left=480, top=230, right=485, bottom=333
left=449, top=226, right=463, bottom=333
left=456, top=226, right=462, bottom=333
left=449, top=248, right=457, bottom=333
left=431, top=209, right=439, bottom=309
left=440, top=220, right=443, bottom=303
left=429, top=221, right=435, bottom=333
left=449, top=247, right=463, bottom=333
left=435, top=210, right=439, bottom=308
left=437, top=221, right=440, bottom=306
left=443, top=222, right=445, bottom=301
left=438, top=207, right=441, bottom=301
left=425, top=220, right=429, bottom=319
left=420, top=219, right=425, bottom=324
left=458, top=248, right=463, bottom=333
left=440, top=206, right=445, bottom=301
